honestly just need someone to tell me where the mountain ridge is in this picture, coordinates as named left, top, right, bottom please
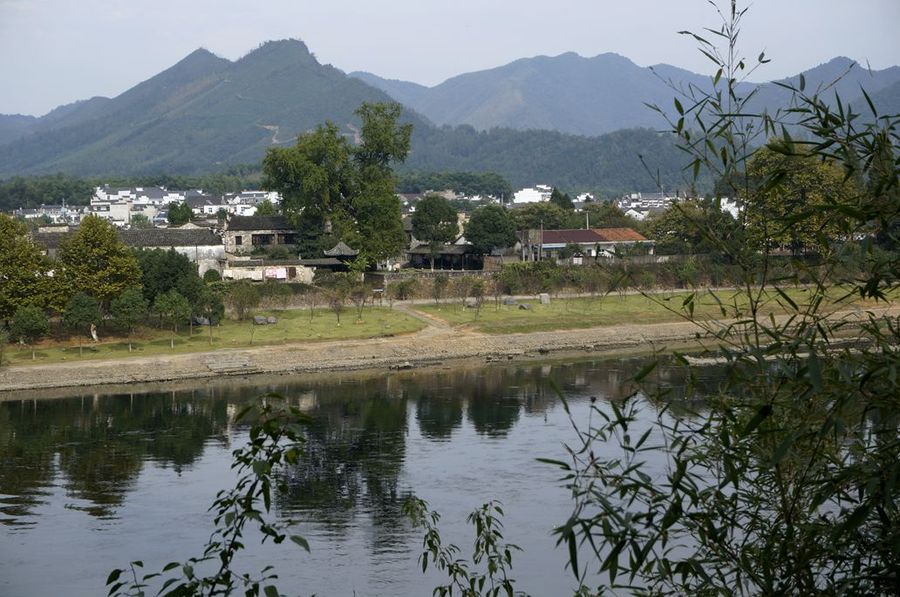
left=352, top=52, right=900, bottom=136
left=1, top=41, right=897, bottom=192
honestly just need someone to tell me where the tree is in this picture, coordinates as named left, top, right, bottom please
left=64, top=292, right=100, bottom=357
left=549, top=187, right=574, bottom=210
left=110, top=287, right=148, bottom=352
left=583, top=202, right=639, bottom=229
left=10, top=305, right=49, bottom=360
left=465, top=204, right=517, bottom=256
left=254, top=200, right=277, bottom=216
left=432, top=274, right=449, bottom=307
left=329, top=285, right=347, bottom=326
left=153, top=289, right=191, bottom=349
left=57, top=215, right=141, bottom=306
left=128, top=213, right=154, bottom=229
left=263, top=122, right=355, bottom=246
left=196, top=284, right=225, bottom=345
left=351, top=103, right=412, bottom=265
left=263, top=102, right=412, bottom=267
left=412, top=194, right=459, bottom=270
left=551, top=3, right=900, bottom=594
left=349, top=281, right=370, bottom=323
left=135, top=249, right=200, bottom=305
left=226, top=281, right=260, bottom=322
left=509, top=202, right=572, bottom=231
left=167, top=202, right=193, bottom=226
left=644, top=199, right=743, bottom=255
left=744, top=146, right=854, bottom=253
left=0, top=214, right=53, bottom=321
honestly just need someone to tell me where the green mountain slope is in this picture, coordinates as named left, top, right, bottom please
left=0, top=40, right=692, bottom=193
left=355, top=54, right=900, bottom=135
left=0, top=114, right=36, bottom=146
left=0, top=41, right=421, bottom=176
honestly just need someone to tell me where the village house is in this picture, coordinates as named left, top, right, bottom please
left=118, top=227, right=225, bottom=276
left=222, top=214, right=297, bottom=255
left=522, top=227, right=653, bottom=262
left=14, top=203, right=87, bottom=225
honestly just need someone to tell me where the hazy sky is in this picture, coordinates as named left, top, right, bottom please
left=2, top=0, right=898, bottom=116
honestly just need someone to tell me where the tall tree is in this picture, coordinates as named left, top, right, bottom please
left=57, top=215, right=141, bottom=306
left=110, top=287, right=148, bottom=352
left=583, top=202, right=640, bottom=229
left=744, top=146, right=855, bottom=253
left=0, top=214, right=53, bottom=321
left=263, top=102, right=413, bottom=266
left=351, top=103, right=412, bottom=264
left=412, top=194, right=459, bottom=270
left=263, top=122, right=355, bottom=244
left=465, top=204, right=517, bottom=256
left=644, top=200, right=742, bottom=255
left=254, top=200, right=278, bottom=216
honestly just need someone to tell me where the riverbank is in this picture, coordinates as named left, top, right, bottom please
left=1, top=304, right=895, bottom=395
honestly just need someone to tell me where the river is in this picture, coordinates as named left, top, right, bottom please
left=0, top=356, right=709, bottom=596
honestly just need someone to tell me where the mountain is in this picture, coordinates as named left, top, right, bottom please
left=0, top=41, right=425, bottom=176
left=349, top=72, right=431, bottom=115
left=354, top=54, right=900, bottom=136
left=6, top=42, right=892, bottom=193
left=0, top=40, right=692, bottom=193
left=0, top=114, right=36, bottom=146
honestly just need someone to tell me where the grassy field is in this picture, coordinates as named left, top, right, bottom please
left=2, top=307, right=425, bottom=366
left=413, top=287, right=878, bottom=334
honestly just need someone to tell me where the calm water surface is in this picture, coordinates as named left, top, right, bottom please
left=0, top=357, right=710, bottom=596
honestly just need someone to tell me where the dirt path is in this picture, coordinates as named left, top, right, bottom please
left=0, top=306, right=895, bottom=395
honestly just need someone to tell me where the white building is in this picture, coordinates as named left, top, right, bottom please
left=513, top=185, right=553, bottom=204
left=91, top=185, right=187, bottom=227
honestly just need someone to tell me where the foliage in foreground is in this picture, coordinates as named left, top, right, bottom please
left=107, top=396, right=311, bottom=597
left=548, top=2, right=900, bottom=594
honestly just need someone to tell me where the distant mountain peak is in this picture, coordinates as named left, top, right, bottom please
left=239, top=39, right=316, bottom=64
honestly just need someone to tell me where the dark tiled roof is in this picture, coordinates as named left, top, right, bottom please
left=226, top=215, right=293, bottom=231
left=120, top=228, right=221, bottom=248
left=185, top=195, right=220, bottom=208
left=31, top=231, right=72, bottom=250
left=323, top=241, right=359, bottom=257
left=297, top=258, right=344, bottom=266
left=593, top=228, right=648, bottom=242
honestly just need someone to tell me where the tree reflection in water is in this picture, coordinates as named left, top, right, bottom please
left=0, top=356, right=709, bottom=528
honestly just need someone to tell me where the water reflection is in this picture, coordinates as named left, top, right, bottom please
left=0, top=357, right=716, bottom=525
left=0, top=355, right=721, bottom=596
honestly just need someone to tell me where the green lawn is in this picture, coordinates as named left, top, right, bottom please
left=414, top=287, right=875, bottom=334
left=3, top=307, right=424, bottom=366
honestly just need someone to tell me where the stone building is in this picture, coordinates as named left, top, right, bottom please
left=222, top=215, right=297, bottom=255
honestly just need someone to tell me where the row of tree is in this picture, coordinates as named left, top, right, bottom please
left=0, top=213, right=230, bottom=358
